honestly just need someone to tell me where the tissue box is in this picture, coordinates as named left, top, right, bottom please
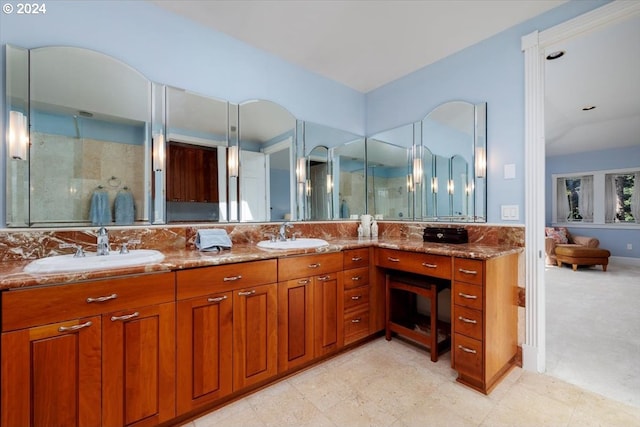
left=423, top=227, right=468, bottom=244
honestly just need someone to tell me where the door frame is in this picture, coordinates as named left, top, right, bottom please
left=521, top=1, right=640, bottom=372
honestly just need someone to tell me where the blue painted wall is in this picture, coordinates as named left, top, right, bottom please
left=546, top=146, right=640, bottom=258
left=365, top=0, right=609, bottom=224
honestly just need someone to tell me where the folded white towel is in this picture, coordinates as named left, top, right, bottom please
left=196, top=229, right=232, bottom=252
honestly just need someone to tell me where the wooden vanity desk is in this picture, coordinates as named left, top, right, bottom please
left=374, top=245, right=519, bottom=395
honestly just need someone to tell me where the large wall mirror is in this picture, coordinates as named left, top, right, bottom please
left=366, top=123, right=415, bottom=220
left=421, top=101, right=487, bottom=222
left=237, top=100, right=296, bottom=222
left=4, top=44, right=485, bottom=227
left=6, top=45, right=152, bottom=227
left=164, top=86, right=228, bottom=223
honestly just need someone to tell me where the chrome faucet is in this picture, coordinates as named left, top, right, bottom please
left=278, top=221, right=293, bottom=241
left=96, top=227, right=110, bottom=256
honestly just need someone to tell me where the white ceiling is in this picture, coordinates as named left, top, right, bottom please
left=151, top=0, right=566, bottom=92
left=152, top=0, right=640, bottom=157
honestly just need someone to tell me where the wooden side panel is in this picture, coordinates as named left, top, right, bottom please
left=233, top=283, right=278, bottom=391
left=1, top=317, right=101, bottom=427
left=103, top=303, right=175, bottom=427
left=176, top=292, right=233, bottom=415
left=278, top=278, right=314, bottom=372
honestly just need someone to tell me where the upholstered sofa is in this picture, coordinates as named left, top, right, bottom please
left=545, top=227, right=600, bottom=266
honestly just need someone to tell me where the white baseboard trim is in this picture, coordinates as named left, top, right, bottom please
left=610, top=256, right=640, bottom=267
left=522, top=343, right=544, bottom=373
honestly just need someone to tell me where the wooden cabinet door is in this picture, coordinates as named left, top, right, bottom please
left=176, top=291, right=233, bottom=415
left=1, top=316, right=101, bottom=427
left=313, top=272, right=344, bottom=357
left=233, top=283, right=278, bottom=390
left=102, top=302, right=175, bottom=427
left=278, top=277, right=314, bottom=372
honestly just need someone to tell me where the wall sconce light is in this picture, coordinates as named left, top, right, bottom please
left=447, top=179, right=455, bottom=195
left=326, top=174, right=333, bottom=194
left=296, top=157, right=307, bottom=184
left=9, top=110, right=28, bottom=160
left=431, top=177, right=438, bottom=193
left=305, top=179, right=312, bottom=197
left=412, top=146, right=423, bottom=186
left=228, top=145, right=239, bottom=178
left=153, top=133, right=165, bottom=171
left=406, top=174, right=414, bottom=192
left=475, top=147, right=486, bottom=178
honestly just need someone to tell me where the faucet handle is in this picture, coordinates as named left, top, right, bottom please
left=119, top=243, right=130, bottom=254
left=291, top=231, right=302, bottom=241
left=74, top=246, right=86, bottom=258
left=264, top=233, right=276, bottom=243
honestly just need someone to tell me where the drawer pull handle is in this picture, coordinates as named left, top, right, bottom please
left=351, top=318, right=361, bottom=323
left=318, top=275, right=331, bottom=281
left=458, top=292, right=478, bottom=300
left=351, top=295, right=361, bottom=300
left=351, top=276, right=361, bottom=281
left=308, top=263, right=321, bottom=269
left=86, top=293, right=118, bottom=303
left=207, top=295, right=228, bottom=303
left=458, top=316, right=478, bottom=324
left=422, top=263, right=437, bottom=268
left=298, top=279, right=310, bottom=285
left=58, top=321, right=93, bottom=333
left=111, top=312, right=139, bottom=322
left=458, top=268, right=478, bottom=275
left=387, top=257, right=400, bottom=263
left=458, top=345, right=477, bottom=354
left=223, top=275, right=242, bottom=282
left=351, top=256, right=363, bottom=262
left=238, top=290, right=256, bottom=296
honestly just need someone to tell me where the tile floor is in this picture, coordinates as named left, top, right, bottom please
left=546, top=258, right=640, bottom=408
left=184, top=337, right=640, bottom=427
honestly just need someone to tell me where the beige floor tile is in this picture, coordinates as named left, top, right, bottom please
left=430, top=380, right=496, bottom=424
left=397, top=399, right=476, bottom=427
left=517, top=371, right=585, bottom=407
left=485, top=385, right=574, bottom=427
left=324, top=395, right=400, bottom=427
left=567, top=390, right=640, bottom=427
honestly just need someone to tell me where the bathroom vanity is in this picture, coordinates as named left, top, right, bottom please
left=0, top=238, right=519, bottom=427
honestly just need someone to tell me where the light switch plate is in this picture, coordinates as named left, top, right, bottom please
left=501, top=205, right=519, bottom=220
left=504, top=164, right=516, bottom=179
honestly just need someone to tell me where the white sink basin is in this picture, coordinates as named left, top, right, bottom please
left=24, top=249, right=165, bottom=274
left=257, top=238, right=329, bottom=250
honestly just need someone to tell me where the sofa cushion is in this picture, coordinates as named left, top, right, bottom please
left=545, top=227, right=569, bottom=244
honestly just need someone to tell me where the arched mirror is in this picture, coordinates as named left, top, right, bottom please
left=237, top=100, right=296, bottom=222
left=305, top=145, right=331, bottom=220
left=366, top=123, right=414, bottom=220
left=164, top=86, right=228, bottom=222
left=421, top=101, right=486, bottom=222
left=7, top=46, right=153, bottom=227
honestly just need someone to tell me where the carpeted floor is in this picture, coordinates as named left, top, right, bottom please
left=545, top=258, right=640, bottom=408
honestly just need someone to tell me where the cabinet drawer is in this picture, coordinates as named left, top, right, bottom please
left=344, top=306, right=369, bottom=344
left=278, top=252, right=342, bottom=281
left=344, top=286, right=369, bottom=310
left=453, top=282, right=483, bottom=310
left=453, top=333, right=484, bottom=382
left=2, top=273, right=175, bottom=332
left=453, top=305, right=483, bottom=341
left=454, top=258, right=484, bottom=285
left=177, top=259, right=277, bottom=299
left=376, top=249, right=451, bottom=279
left=343, top=267, right=369, bottom=289
left=343, top=248, right=370, bottom=270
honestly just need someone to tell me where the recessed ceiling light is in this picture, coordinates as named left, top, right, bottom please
left=546, top=50, right=566, bottom=60
left=582, top=106, right=596, bottom=111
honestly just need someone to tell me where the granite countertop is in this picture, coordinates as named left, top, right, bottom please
left=0, top=238, right=522, bottom=291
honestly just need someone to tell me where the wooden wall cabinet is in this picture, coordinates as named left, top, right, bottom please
left=1, top=273, right=175, bottom=427
left=167, top=142, right=219, bottom=203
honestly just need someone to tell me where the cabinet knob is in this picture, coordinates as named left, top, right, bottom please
left=458, top=292, right=478, bottom=300
left=308, top=263, right=321, bottom=269
left=223, top=275, right=242, bottom=282
left=111, top=312, right=139, bottom=322
left=207, top=295, right=228, bottom=303
left=351, top=295, right=361, bottom=300
left=86, top=293, right=118, bottom=303
left=458, top=345, right=477, bottom=354
left=58, top=320, right=93, bottom=333
left=458, top=316, right=478, bottom=324
left=458, top=268, right=478, bottom=275
left=351, top=256, right=363, bottom=262
left=422, top=263, right=437, bottom=269
left=351, top=318, right=361, bottom=323
left=387, top=257, right=400, bottom=263
left=238, top=290, right=256, bottom=296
